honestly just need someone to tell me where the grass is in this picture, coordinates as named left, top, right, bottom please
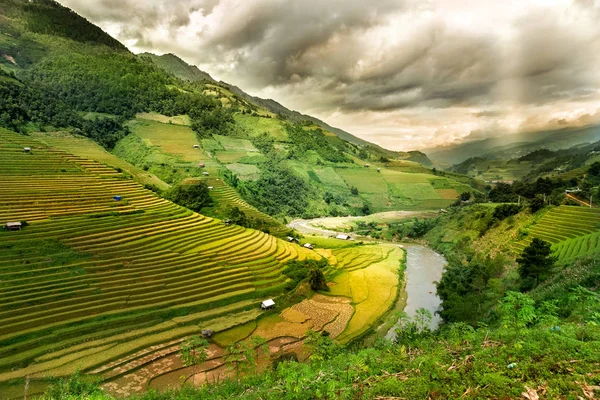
left=215, top=151, right=250, bottom=163
left=336, top=168, right=389, bottom=193
left=129, top=120, right=202, bottom=162
left=225, top=163, right=260, bottom=180
left=136, top=112, right=191, bottom=126
left=313, top=167, right=348, bottom=189
left=234, top=114, right=288, bottom=141
left=213, top=135, right=257, bottom=152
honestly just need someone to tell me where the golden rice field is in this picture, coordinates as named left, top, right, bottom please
left=0, top=127, right=315, bottom=398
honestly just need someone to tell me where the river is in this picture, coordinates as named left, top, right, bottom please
left=287, top=217, right=446, bottom=339
left=385, top=244, right=445, bottom=340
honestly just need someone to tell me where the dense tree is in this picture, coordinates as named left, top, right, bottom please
left=166, top=183, right=213, bottom=212
left=459, top=192, right=471, bottom=201
left=308, top=268, right=329, bottom=291
left=226, top=206, right=248, bottom=227
left=589, top=161, right=600, bottom=176
left=529, top=194, right=546, bottom=213
left=517, top=238, right=557, bottom=291
left=241, top=166, right=313, bottom=217
left=190, top=107, right=235, bottom=138
left=492, top=203, right=522, bottom=220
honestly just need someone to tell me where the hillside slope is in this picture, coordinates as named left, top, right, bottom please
left=0, top=127, right=316, bottom=392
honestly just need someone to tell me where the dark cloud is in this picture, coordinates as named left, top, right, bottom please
left=57, top=0, right=600, bottom=149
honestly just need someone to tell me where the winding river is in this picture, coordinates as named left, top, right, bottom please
left=386, top=245, right=446, bottom=340
left=287, top=217, right=446, bottom=339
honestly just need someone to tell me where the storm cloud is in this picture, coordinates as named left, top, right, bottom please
left=58, top=0, right=600, bottom=150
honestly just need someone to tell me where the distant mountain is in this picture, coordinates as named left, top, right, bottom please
left=425, top=125, right=600, bottom=166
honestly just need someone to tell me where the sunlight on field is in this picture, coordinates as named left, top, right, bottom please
left=329, top=245, right=404, bottom=343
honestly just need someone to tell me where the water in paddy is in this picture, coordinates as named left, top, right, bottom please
left=386, top=244, right=446, bottom=340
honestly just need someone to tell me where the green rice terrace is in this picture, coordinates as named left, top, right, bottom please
left=515, top=205, right=600, bottom=261
left=114, top=113, right=475, bottom=216
left=0, top=127, right=406, bottom=398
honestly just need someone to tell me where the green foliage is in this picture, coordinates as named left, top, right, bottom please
left=166, top=183, right=213, bottom=212
left=21, top=0, right=126, bottom=50
left=285, top=124, right=350, bottom=163
left=283, top=258, right=328, bottom=291
left=568, top=286, right=600, bottom=341
left=180, top=336, right=210, bottom=386
left=499, top=291, right=536, bottom=343
left=240, top=165, right=313, bottom=217
left=304, top=330, right=344, bottom=362
left=0, top=76, right=81, bottom=132
left=44, top=371, right=102, bottom=399
left=517, top=238, right=557, bottom=291
left=459, top=191, right=471, bottom=201
left=226, top=206, right=248, bottom=227
left=529, top=194, right=546, bottom=213
left=190, top=107, right=235, bottom=139
left=589, top=161, right=600, bottom=176
left=492, top=203, right=522, bottom=221
left=225, top=341, right=254, bottom=378
left=307, top=268, right=329, bottom=292
left=79, top=117, right=130, bottom=150
left=436, top=253, right=507, bottom=324
left=386, top=217, right=438, bottom=240
left=393, top=308, right=432, bottom=344
left=48, top=311, right=600, bottom=399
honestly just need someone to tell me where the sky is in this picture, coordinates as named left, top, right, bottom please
left=58, top=0, right=600, bottom=151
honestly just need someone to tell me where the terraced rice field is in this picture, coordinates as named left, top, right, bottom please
left=514, top=206, right=600, bottom=261
left=0, top=128, right=315, bottom=394
left=328, top=245, right=403, bottom=343
left=31, top=132, right=170, bottom=191
left=129, top=120, right=203, bottom=162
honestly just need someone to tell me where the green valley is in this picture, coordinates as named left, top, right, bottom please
left=0, top=0, right=599, bottom=399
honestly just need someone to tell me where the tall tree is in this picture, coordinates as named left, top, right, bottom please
left=180, top=336, right=210, bottom=386
left=517, top=238, right=557, bottom=291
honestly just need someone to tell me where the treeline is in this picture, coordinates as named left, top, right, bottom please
left=20, top=54, right=218, bottom=118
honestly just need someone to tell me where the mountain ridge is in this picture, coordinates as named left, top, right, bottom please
left=424, top=124, right=600, bottom=166
left=140, top=52, right=400, bottom=153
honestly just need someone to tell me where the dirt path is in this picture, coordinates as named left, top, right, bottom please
left=566, top=193, right=593, bottom=207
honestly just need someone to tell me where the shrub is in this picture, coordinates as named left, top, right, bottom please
left=166, top=183, right=212, bottom=212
